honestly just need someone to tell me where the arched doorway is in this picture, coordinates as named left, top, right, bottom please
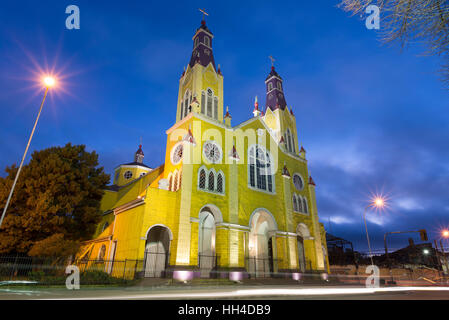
left=249, top=209, right=278, bottom=278
left=297, top=223, right=310, bottom=272
left=198, top=207, right=217, bottom=278
left=144, top=225, right=172, bottom=278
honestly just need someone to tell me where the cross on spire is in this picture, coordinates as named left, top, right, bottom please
left=199, top=8, right=209, bottom=21
left=268, top=55, right=276, bottom=67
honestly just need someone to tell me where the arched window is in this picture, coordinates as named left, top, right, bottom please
left=216, top=173, right=223, bottom=193
left=184, top=91, right=190, bottom=118
left=206, top=89, right=213, bottom=117
left=303, top=197, right=308, bottom=214
left=213, top=97, right=218, bottom=120
left=199, top=169, right=206, bottom=189
left=292, top=194, right=298, bottom=212
left=277, top=82, right=282, bottom=90
left=268, top=82, right=273, bottom=91
left=98, top=245, right=106, bottom=261
left=101, top=222, right=109, bottom=233
left=201, top=91, right=206, bottom=114
left=173, top=172, right=179, bottom=191
left=204, top=36, right=210, bottom=47
left=248, top=145, right=274, bottom=192
left=194, top=37, right=199, bottom=48
left=208, top=171, right=215, bottom=191
left=298, top=196, right=303, bottom=212
left=286, top=129, right=293, bottom=152
left=180, top=101, right=184, bottom=120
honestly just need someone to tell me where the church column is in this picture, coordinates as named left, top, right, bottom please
left=175, top=133, right=196, bottom=268
left=281, top=164, right=297, bottom=271
left=308, top=177, right=325, bottom=270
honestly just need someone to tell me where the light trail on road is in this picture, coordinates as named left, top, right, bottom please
left=41, top=286, right=449, bottom=300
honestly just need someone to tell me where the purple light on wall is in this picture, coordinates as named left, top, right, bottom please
left=229, top=271, right=243, bottom=282
left=173, top=270, right=194, bottom=282
left=321, top=273, right=329, bottom=281
left=292, top=273, right=302, bottom=281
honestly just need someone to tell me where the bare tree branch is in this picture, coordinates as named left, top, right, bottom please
left=338, top=0, right=449, bottom=86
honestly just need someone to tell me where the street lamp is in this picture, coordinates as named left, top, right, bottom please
left=0, top=76, right=56, bottom=229
left=363, top=196, right=386, bottom=266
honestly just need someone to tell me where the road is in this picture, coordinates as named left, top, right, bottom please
left=0, top=285, right=449, bottom=300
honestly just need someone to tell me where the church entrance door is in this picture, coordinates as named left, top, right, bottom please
left=144, top=226, right=170, bottom=278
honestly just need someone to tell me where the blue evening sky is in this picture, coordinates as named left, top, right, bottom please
left=0, top=1, right=448, bottom=252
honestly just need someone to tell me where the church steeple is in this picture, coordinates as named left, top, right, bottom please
left=176, top=14, right=224, bottom=124
left=134, top=145, right=144, bottom=164
left=189, top=18, right=216, bottom=70
left=265, top=65, right=287, bottom=111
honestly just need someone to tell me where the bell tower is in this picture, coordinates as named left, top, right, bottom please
left=262, top=61, right=299, bottom=155
left=176, top=14, right=224, bottom=124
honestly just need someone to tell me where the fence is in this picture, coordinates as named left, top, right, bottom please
left=198, top=254, right=218, bottom=278
left=245, top=257, right=284, bottom=278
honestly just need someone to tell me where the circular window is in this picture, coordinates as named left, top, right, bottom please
left=171, top=143, right=184, bottom=165
left=293, top=174, right=304, bottom=191
left=203, top=141, right=222, bottom=163
left=124, top=171, right=133, bottom=180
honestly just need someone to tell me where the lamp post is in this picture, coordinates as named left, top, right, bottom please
left=442, top=230, right=449, bottom=275
left=363, top=197, right=385, bottom=266
left=0, top=76, right=56, bottom=230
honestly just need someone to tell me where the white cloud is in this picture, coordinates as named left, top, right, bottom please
left=395, top=197, right=424, bottom=211
left=329, top=216, right=355, bottom=224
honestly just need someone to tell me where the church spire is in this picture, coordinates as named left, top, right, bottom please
left=134, top=144, right=144, bottom=164
left=189, top=11, right=216, bottom=70
left=265, top=58, right=287, bottom=111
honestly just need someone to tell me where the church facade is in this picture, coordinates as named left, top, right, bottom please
left=78, top=18, right=329, bottom=280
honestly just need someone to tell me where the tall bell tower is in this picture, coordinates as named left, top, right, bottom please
left=176, top=14, right=224, bottom=124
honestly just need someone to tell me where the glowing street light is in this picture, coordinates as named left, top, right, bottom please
left=43, top=76, right=56, bottom=88
left=0, top=75, right=57, bottom=229
left=363, top=195, right=387, bottom=266
left=442, top=230, right=449, bottom=239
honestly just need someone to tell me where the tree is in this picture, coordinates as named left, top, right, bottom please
left=28, top=233, right=80, bottom=258
left=0, top=143, right=110, bottom=255
left=339, top=0, right=449, bottom=85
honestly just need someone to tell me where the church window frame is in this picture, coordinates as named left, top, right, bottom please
left=302, top=197, right=309, bottom=214
left=173, top=170, right=179, bottom=192
left=194, top=37, right=199, bottom=48
left=208, top=171, right=215, bottom=191
left=213, top=97, right=218, bottom=120
left=199, top=168, right=206, bottom=190
left=268, top=82, right=273, bottom=91
left=204, top=36, right=210, bottom=47
left=293, top=173, right=304, bottom=191
left=180, top=101, right=184, bottom=120
left=170, top=142, right=184, bottom=165
left=201, top=91, right=206, bottom=114
left=292, top=194, right=298, bottom=212
left=247, top=144, right=275, bottom=194
left=124, top=170, right=133, bottom=180
left=203, top=140, right=222, bottom=164
left=197, top=166, right=225, bottom=195
left=206, top=88, right=213, bottom=118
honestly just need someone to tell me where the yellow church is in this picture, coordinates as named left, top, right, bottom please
left=78, top=18, right=329, bottom=281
